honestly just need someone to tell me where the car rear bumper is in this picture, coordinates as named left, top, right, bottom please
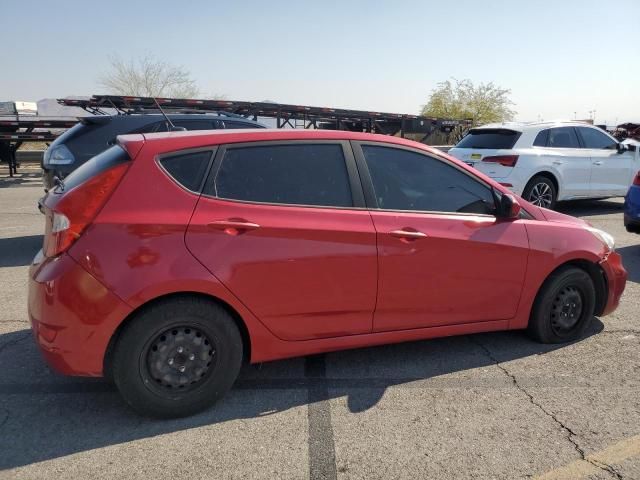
left=599, top=252, right=627, bottom=316
left=28, top=250, right=132, bottom=376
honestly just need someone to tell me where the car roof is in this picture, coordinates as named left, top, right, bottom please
left=118, top=128, right=443, bottom=155
left=472, top=120, right=601, bottom=133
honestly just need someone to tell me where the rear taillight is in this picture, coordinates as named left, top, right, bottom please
left=633, top=171, right=640, bottom=186
left=481, top=155, right=519, bottom=167
left=44, top=163, right=129, bottom=257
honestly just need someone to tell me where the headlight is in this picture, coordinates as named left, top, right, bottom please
left=586, top=227, right=615, bottom=251
left=47, top=145, right=75, bottom=165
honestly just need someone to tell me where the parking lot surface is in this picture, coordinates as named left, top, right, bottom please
left=0, top=167, right=638, bottom=480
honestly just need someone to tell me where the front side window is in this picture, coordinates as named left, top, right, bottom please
left=362, top=145, right=496, bottom=215
left=214, top=143, right=353, bottom=207
left=547, top=127, right=580, bottom=148
left=577, top=127, right=617, bottom=149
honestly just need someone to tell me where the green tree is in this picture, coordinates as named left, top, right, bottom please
left=421, top=78, right=516, bottom=125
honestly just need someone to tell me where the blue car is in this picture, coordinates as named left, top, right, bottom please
left=624, top=171, right=640, bottom=233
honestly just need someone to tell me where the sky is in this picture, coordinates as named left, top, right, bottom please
left=1, top=0, right=639, bottom=125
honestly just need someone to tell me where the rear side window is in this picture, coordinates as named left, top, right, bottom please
left=172, top=120, right=219, bottom=130
left=159, top=151, right=212, bottom=192
left=362, top=145, right=496, bottom=215
left=547, top=127, right=580, bottom=148
left=576, top=127, right=617, bottom=149
left=58, top=145, right=130, bottom=192
left=533, top=129, right=549, bottom=147
left=212, top=144, right=353, bottom=207
left=455, top=129, right=521, bottom=149
left=223, top=121, right=255, bottom=129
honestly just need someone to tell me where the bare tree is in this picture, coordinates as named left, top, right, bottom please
left=98, top=54, right=200, bottom=98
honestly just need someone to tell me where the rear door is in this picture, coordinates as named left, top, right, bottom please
left=575, top=126, right=634, bottom=196
left=535, top=127, right=591, bottom=198
left=353, top=142, right=529, bottom=332
left=185, top=140, right=378, bottom=341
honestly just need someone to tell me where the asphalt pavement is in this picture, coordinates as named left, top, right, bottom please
left=0, top=166, right=638, bottom=480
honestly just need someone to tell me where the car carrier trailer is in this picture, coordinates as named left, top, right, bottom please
left=58, top=95, right=471, bottom=144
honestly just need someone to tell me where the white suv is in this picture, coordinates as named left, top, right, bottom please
left=448, top=121, right=640, bottom=209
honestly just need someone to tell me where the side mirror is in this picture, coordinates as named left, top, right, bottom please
left=498, top=194, right=521, bottom=219
left=617, top=143, right=627, bottom=154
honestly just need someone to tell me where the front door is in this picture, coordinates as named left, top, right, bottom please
left=186, top=141, right=378, bottom=341
left=354, top=142, right=530, bottom=332
left=576, top=126, right=634, bottom=196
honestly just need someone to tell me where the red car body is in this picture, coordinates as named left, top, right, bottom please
left=29, top=129, right=627, bottom=378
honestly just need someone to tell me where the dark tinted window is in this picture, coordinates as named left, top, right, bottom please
left=362, top=145, right=495, bottom=214
left=58, top=145, right=129, bottom=193
left=577, top=127, right=617, bottom=149
left=533, top=129, right=549, bottom=147
left=159, top=151, right=212, bottom=192
left=455, top=129, right=521, bottom=149
left=214, top=144, right=353, bottom=207
left=172, top=120, right=218, bottom=130
left=547, top=127, right=580, bottom=148
left=223, top=121, right=255, bottom=129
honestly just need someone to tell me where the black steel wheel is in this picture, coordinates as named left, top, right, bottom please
left=112, top=296, right=243, bottom=418
left=528, top=266, right=595, bottom=343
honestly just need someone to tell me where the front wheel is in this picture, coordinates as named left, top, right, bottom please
left=112, top=297, right=243, bottom=418
left=527, top=267, right=595, bottom=344
left=522, top=175, right=557, bottom=209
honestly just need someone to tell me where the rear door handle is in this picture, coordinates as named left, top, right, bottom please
left=593, top=161, right=603, bottom=166
left=208, top=219, right=260, bottom=235
left=389, top=229, right=428, bottom=241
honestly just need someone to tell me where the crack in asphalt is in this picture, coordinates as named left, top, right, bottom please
left=470, top=336, right=624, bottom=480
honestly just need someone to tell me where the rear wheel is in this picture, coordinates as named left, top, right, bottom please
left=523, top=175, right=557, bottom=209
left=527, top=267, right=595, bottom=343
left=112, top=297, right=243, bottom=418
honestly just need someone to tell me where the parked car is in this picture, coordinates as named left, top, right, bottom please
left=30, top=129, right=627, bottom=418
left=448, top=121, right=640, bottom=209
left=41, top=113, right=265, bottom=190
left=624, top=171, right=640, bottom=233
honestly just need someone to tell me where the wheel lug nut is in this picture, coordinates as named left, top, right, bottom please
left=189, top=354, right=195, bottom=361
left=178, top=366, right=186, bottom=373
left=177, top=346, right=184, bottom=353
left=168, top=358, right=174, bottom=365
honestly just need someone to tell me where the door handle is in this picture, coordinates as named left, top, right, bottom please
left=593, top=161, right=603, bottom=166
left=552, top=160, right=563, bottom=166
left=389, top=229, right=428, bottom=241
left=208, top=219, right=260, bottom=235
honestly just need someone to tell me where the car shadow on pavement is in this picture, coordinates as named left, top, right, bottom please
left=0, top=235, right=42, bottom=267
left=557, top=199, right=624, bottom=217
left=0, top=171, right=43, bottom=188
left=0, top=319, right=605, bottom=470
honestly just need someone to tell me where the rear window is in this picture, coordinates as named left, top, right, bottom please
left=455, top=129, right=521, bottom=149
left=159, top=151, right=213, bottom=192
left=56, top=145, right=129, bottom=193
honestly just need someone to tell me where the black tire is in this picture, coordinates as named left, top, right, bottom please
left=112, top=296, right=243, bottom=418
left=522, top=175, right=557, bottom=210
left=527, top=267, right=595, bottom=344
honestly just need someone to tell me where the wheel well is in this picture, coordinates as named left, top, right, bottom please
left=535, top=259, right=608, bottom=319
left=103, top=292, right=252, bottom=380
left=529, top=171, right=559, bottom=196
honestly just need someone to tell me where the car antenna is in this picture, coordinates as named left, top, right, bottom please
left=153, top=97, right=186, bottom=131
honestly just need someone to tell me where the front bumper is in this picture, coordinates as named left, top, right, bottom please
left=28, top=250, right=132, bottom=376
left=599, top=252, right=627, bottom=316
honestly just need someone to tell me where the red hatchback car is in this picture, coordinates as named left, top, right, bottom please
left=29, top=129, right=627, bottom=417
